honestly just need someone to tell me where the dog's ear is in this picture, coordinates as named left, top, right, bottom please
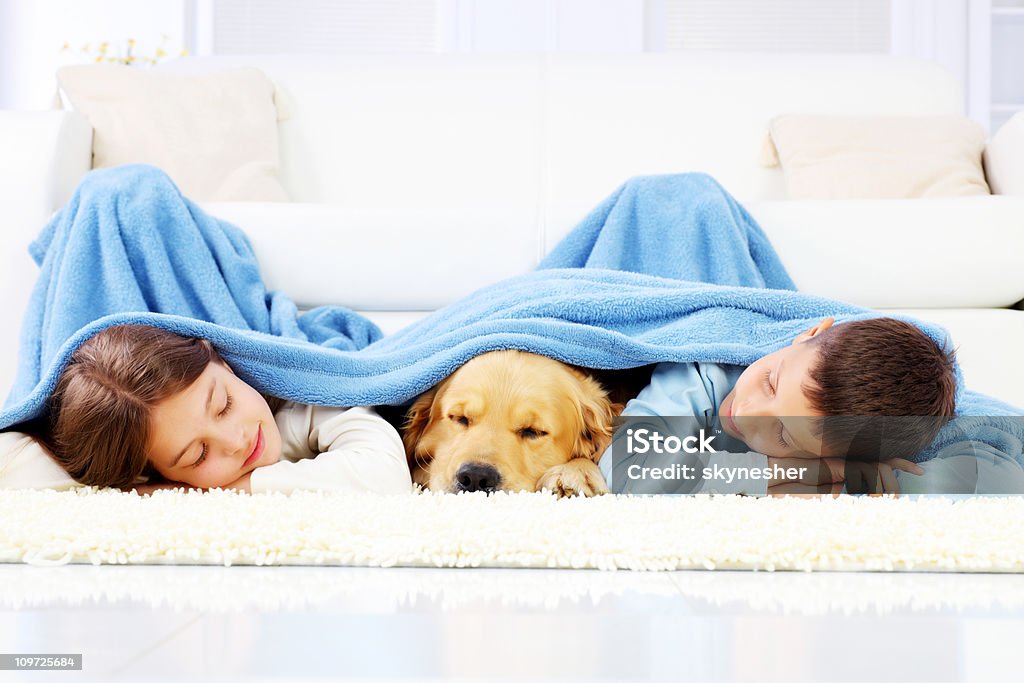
left=402, top=386, right=439, bottom=466
left=572, top=375, right=620, bottom=463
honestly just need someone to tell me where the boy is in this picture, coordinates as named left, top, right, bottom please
left=600, top=316, right=957, bottom=495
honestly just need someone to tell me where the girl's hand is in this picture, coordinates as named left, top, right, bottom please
left=218, top=472, right=252, bottom=494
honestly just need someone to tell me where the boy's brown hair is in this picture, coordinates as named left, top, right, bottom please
left=41, top=324, right=283, bottom=489
left=803, top=317, right=958, bottom=460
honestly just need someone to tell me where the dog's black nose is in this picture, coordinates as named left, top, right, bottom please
left=455, top=463, right=501, bottom=493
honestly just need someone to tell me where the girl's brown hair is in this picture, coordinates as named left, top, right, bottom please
left=43, top=324, right=281, bottom=488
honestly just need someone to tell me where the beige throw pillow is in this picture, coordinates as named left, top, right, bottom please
left=57, top=64, right=289, bottom=202
left=763, top=115, right=990, bottom=199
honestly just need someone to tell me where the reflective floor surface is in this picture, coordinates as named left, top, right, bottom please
left=1, top=564, right=1023, bottom=682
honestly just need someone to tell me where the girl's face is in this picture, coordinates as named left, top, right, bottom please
left=146, top=360, right=283, bottom=488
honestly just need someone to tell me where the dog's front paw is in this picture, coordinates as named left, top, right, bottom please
left=536, top=458, right=609, bottom=497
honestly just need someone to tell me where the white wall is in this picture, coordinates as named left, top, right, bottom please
left=891, top=0, right=972, bottom=120
left=0, top=0, right=188, bottom=109
left=0, top=0, right=33, bottom=109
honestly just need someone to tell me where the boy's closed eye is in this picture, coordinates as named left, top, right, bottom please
left=773, top=422, right=789, bottom=450
left=763, top=368, right=775, bottom=396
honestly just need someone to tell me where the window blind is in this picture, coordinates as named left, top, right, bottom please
left=663, top=0, right=891, bottom=53
left=213, top=0, right=438, bottom=54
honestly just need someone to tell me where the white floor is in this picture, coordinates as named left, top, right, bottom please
left=1, top=564, right=1022, bottom=682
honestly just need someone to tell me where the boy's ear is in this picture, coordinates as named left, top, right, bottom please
left=794, top=316, right=835, bottom=344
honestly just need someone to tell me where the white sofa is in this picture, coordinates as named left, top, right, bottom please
left=2, top=53, right=1023, bottom=408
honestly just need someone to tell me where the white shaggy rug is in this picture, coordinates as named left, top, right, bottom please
left=1, top=488, right=1022, bottom=571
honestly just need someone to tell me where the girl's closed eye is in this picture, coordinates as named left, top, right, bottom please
left=192, top=395, right=234, bottom=468
left=193, top=444, right=207, bottom=468
left=190, top=395, right=234, bottom=464
left=762, top=369, right=775, bottom=396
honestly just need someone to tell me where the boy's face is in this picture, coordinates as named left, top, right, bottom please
left=718, top=317, right=834, bottom=459
left=147, top=360, right=283, bottom=488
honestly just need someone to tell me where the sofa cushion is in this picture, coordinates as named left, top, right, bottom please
left=765, top=114, right=990, bottom=199
left=540, top=53, right=964, bottom=213
left=57, top=64, right=289, bottom=202
left=746, top=196, right=1024, bottom=308
left=209, top=196, right=1024, bottom=314
left=163, top=53, right=963, bottom=207
left=202, top=203, right=540, bottom=311
left=161, top=56, right=546, bottom=209
left=544, top=194, right=1024, bottom=309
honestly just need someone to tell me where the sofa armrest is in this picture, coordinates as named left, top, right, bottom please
left=0, top=110, right=93, bottom=218
left=0, top=110, right=92, bottom=400
left=985, top=112, right=1024, bottom=196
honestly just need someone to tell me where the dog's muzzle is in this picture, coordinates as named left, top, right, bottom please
left=454, top=462, right=502, bottom=493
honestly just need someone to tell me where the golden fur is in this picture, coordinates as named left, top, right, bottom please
left=402, top=351, right=619, bottom=496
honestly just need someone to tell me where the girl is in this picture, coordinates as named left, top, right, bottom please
left=43, top=323, right=412, bottom=495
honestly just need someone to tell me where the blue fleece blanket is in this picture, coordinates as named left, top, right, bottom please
left=1, top=166, right=1017, bottom=458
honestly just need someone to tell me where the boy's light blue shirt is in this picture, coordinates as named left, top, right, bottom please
left=897, top=439, right=1024, bottom=495
left=622, top=362, right=743, bottom=428
left=599, top=362, right=771, bottom=494
left=601, top=364, right=1024, bottom=496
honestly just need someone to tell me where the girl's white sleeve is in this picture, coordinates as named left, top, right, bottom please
left=249, top=405, right=412, bottom=495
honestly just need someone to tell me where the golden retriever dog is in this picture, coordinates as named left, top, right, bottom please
left=402, top=350, right=620, bottom=496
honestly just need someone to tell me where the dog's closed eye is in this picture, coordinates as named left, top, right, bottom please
left=518, top=427, right=547, bottom=440
left=449, top=414, right=469, bottom=426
